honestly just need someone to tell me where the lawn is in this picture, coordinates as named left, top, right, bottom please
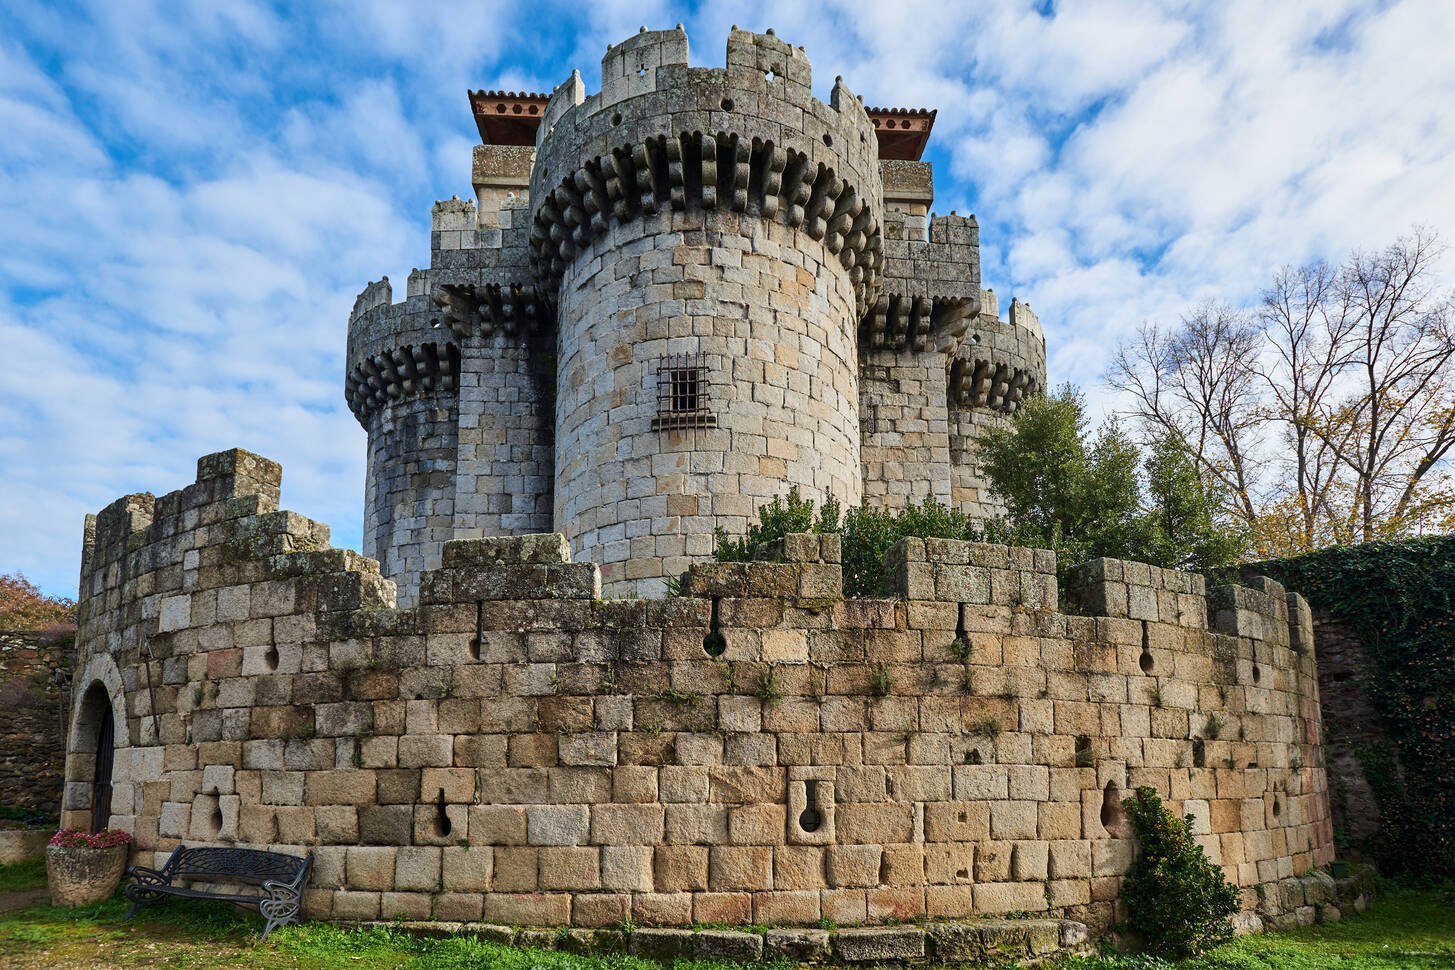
left=0, top=869, right=1449, bottom=970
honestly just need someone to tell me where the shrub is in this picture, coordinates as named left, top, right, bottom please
left=714, top=486, right=840, bottom=562
left=1119, top=786, right=1240, bottom=958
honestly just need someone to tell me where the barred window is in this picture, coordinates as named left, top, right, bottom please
left=652, top=353, right=716, bottom=431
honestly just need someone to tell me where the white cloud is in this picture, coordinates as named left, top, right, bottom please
left=3, top=0, right=1454, bottom=594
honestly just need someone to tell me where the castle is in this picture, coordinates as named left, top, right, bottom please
left=58, top=29, right=1340, bottom=950
left=347, top=25, right=1045, bottom=604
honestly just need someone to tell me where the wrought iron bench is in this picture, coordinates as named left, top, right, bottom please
left=124, top=846, right=313, bottom=939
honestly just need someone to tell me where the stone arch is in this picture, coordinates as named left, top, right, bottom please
left=62, top=653, right=129, bottom=832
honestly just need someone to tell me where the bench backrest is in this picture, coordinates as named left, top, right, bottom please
left=163, top=847, right=311, bottom=886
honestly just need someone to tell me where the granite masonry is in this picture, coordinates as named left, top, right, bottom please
left=61, top=449, right=1332, bottom=937
left=346, top=27, right=1044, bottom=603
left=0, top=630, right=69, bottom=818
left=59, top=27, right=1337, bottom=949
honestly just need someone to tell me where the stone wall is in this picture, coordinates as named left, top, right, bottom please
left=1299, top=613, right=1384, bottom=856
left=0, top=630, right=70, bottom=817
left=64, top=450, right=1331, bottom=935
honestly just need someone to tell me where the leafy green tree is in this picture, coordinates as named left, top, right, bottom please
left=1143, top=434, right=1249, bottom=571
left=974, top=384, right=1246, bottom=575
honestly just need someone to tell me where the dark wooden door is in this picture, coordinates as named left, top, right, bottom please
left=91, top=706, right=114, bottom=833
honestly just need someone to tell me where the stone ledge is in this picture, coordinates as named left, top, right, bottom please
left=348, top=917, right=1089, bottom=965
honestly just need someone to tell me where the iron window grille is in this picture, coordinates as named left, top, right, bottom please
left=652, top=352, right=717, bottom=431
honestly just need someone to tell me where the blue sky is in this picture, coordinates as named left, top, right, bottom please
left=3, top=0, right=1454, bottom=597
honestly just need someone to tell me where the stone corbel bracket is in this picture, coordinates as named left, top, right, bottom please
left=432, top=281, right=551, bottom=342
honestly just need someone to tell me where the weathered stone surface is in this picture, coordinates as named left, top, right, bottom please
left=835, top=927, right=925, bottom=962
left=627, top=928, right=693, bottom=962
left=693, top=930, right=763, bottom=962
left=764, top=928, right=832, bottom=963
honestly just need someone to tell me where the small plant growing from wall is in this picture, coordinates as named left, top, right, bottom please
left=1119, top=785, right=1240, bottom=958
left=869, top=662, right=894, bottom=697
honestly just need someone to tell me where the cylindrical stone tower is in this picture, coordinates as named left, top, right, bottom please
left=346, top=274, right=462, bottom=607
left=530, top=28, right=884, bottom=593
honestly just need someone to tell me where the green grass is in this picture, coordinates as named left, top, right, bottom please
left=0, top=858, right=46, bottom=893
left=1062, top=887, right=1455, bottom=969
left=0, top=886, right=1450, bottom=969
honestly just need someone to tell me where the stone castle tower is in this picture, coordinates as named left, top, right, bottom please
left=346, top=27, right=1046, bottom=603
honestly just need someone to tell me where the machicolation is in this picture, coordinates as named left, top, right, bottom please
left=62, top=26, right=1335, bottom=950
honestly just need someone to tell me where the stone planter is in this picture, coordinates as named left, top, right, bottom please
left=0, top=830, right=50, bottom=865
left=46, top=844, right=128, bottom=907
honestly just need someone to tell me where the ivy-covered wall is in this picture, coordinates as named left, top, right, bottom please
left=1254, top=535, right=1455, bottom=877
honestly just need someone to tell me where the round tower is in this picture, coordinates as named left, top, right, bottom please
left=345, top=272, right=462, bottom=607
left=530, top=27, right=884, bottom=593
left=948, top=290, right=1047, bottom=518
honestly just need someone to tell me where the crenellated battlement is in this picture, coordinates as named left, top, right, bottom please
left=63, top=452, right=1333, bottom=933
left=528, top=28, right=884, bottom=315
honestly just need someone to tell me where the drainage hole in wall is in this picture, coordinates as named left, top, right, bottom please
left=264, top=645, right=279, bottom=671
left=965, top=749, right=982, bottom=765
left=1272, top=796, right=1281, bottom=819
left=611, top=112, right=622, bottom=126
left=1252, top=665, right=1262, bottom=684
left=822, top=133, right=833, bottom=147
left=721, top=98, right=734, bottom=111
left=1193, top=738, right=1206, bottom=768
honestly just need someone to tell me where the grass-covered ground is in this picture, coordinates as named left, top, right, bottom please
left=0, top=866, right=1449, bottom=970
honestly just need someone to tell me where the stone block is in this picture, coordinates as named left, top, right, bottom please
left=628, top=928, right=694, bottom=962
left=835, top=927, right=925, bottom=962
left=693, top=930, right=763, bottom=962
left=527, top=804, right=589, bottom=845
left=764, top=928, right=831, bottom=962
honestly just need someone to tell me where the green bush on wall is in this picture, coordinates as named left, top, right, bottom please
left=1119, top=786, right=1241, bottom=958
left=1255, top=534, right=1455, bottom=878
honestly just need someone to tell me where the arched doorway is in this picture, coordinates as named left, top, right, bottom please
left=73, top=682, right=117, bottom=832
left=92, top=701, right=114, bottom=832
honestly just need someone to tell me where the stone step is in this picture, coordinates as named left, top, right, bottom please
left=345, top=917, right=1090, bottom=965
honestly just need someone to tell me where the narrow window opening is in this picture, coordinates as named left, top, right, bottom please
left=1139, top=621, right=1154, bottom=673
left=434, top=789, right=452, bottom=837
left=1100, top=779, right=1127, bottom=837
left=264, top=645, right=279, bottom=671
left=798, top=780, right=822, bottom=833
left=702, top=598, right=726, bottom=657
left=1193, top=738, right=1206, bottom=768
left=1075, top=735, right=1094, bottom=767
left=1252, top=664, right=1262, bottom=684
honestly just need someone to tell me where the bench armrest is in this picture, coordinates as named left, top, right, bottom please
left=126, top=865, right=172, bottom=886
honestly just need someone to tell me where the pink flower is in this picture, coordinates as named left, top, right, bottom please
left=48, top=827, right=133, bottom=849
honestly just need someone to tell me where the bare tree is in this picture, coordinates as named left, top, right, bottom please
left=1256, top=262, right=1356, bottom=551
left=1107, top=304, right=1265, bottom=533
left=1108, top=227, right=1455, bottom=555
left=1326, top=228, right=1455, bottom=540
